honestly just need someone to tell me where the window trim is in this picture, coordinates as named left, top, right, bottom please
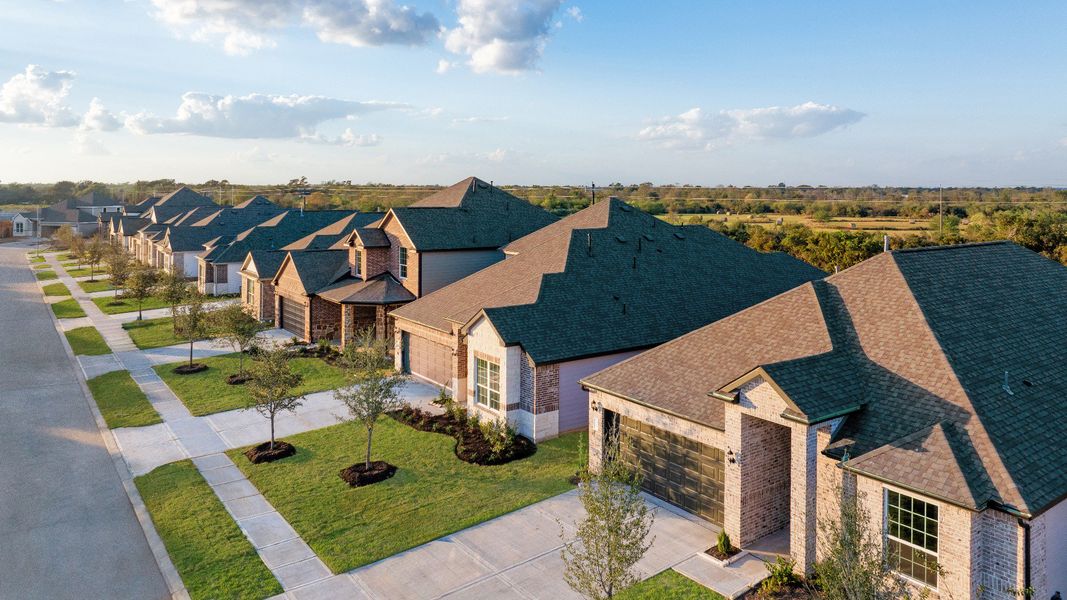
left=884, top=487, right=939, bottom=590
left=354, top=248, right=362, bottom=277
left=474, top=357, right=501, bottom=411
left=398, top=246, right=408, bottom=279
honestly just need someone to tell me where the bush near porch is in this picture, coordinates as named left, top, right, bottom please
left=226, top=419, right=582, bottom=573
left=87, top=370, right=162, bottom=429
left=134, top=461, right=282, bottom=600
left=155, top=352, right=347, bottom=416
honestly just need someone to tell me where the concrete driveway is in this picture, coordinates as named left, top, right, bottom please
left=0, top=244, right=169, bottom=600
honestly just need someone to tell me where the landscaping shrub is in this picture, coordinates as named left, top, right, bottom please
left=391, top=405, right=536, bottom=466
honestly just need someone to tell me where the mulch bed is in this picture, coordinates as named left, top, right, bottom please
left=172, top=363, right=208, bottom=375
left=390, top=406, right=536, bottom=466
left=245, top=440, right=296, bottom=464
left=752, top=582, right=820, bottom=599
left=226, top=373, right=251, bottom=385
left=288, top=345, right=342, bottom=366
left=706, top=545, right=740, bottom=561
left=339, top=461, right=397, bottom=487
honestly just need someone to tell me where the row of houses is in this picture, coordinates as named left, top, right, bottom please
left=96, top=178, right=1063, bottom=598
left=1, top=191, right=127, bottom=239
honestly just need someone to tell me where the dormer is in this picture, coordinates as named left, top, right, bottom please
left=346, top=228, right=391, bottom=281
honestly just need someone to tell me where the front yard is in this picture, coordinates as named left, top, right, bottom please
left=123, top=317, right=183, bottom=349
left=135, top=461, right=282, bottom=600
left=51, top=299, right=87, bottom=319
left=64, top=266, right=102, bottom=278
left=93, top=295, right=173, bottom=315
left=156, top=352, right=347, bottom=415
left=65, top=326, right=110, bottom=356
left=86, top=370, right=162, bottom=428
left=227, top=419, right=582, bottom=573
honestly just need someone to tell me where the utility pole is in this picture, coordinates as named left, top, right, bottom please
left=591, top=181, right=596, bottom=204
left=939, top=185, right=944, bottom=237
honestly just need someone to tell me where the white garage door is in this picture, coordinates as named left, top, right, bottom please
left=408, top=334, right=452, bottom=387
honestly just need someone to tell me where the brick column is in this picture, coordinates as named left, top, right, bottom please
left=340, top=305, right=354, bottom=349
left=790, top=425, right=819, bottom=574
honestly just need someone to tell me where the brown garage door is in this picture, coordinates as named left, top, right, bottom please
left=408, top=334, right=451, bottom=387
left=618, top=415, right=724, bottom=525
left=280, top=296, right=305, bottom=338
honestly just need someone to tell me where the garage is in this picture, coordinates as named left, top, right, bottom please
left=614, top=414, right=724, bottom=525
left=407, top=333, right=452, bottom=387
left=279, top=296, right=306, bottom=338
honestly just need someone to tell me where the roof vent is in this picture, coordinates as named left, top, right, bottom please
left=615, top=235, right=627, bottom=243
left=1022, top=379, right=1034, bottom=387
left=1002, top=371, right=1014, bottom=396
left=673, top=232, right=685, bottom=240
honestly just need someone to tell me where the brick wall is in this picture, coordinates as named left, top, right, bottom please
left=309, top=296, right=341, bottom=341
left=533, top=363, right=559, bottom=414
left=975, top=508, right=1026, bottom=599
left=258, top=281, right=276, bottom=322
left=383, top=219, right=418, bottom=296
left=519, top=354, right=534, bottom=413
left=737, top=414, right=791, bottom=543
left=364, top=247, right=390, bottom=279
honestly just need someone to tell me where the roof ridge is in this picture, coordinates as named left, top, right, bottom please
left=891, top=240, right=1010, bottom=254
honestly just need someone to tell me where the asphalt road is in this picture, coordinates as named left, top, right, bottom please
left=0, top=243, right=169, bottom=600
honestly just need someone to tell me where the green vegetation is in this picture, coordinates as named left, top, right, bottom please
left=157, top=353, right=347, bottom=416
left=35, top=270, right=57, bottom=281
left=86, top=370, right=161, bottom=428
left=92, top=294, right=172, bottom=315
left=64, top=266, right=97, bottom=278
left=123, top=317, right=182, bottom=349
left=135, top=461, right=282, bottom=600
left=51, top=299, right=86, bottom=319
left=228, top=420, right=582, bottom=572
left=28, top=254, right=45, bottom=263
left=78, top=279, right=116, bottom=293
left=65, top=327, right=110, bottom=356
left=32, top=263, right=50, bottom=270
left=41, top=282, right=71, bottom=297
left=618, top=570, right=725, bottom=600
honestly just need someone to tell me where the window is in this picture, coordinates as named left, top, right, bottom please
left=14, top=222, right=23, bottom=233
left=354, top=249, right=362, bottom=276
left=475, top=358, right=501, bottom=410
left=886, top=490, right=939, bottom=587
left=399, top=246, right=408, bottom=278
left=215, top=264, right=227, bottom=284
left=246, top=278, right=255, bottom=306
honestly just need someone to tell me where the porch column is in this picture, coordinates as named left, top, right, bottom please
left=375, top=306, right=387, bottom=341
left=340, top=305, right=355, bottom=349
left=790, top=425, right=819, bottom=575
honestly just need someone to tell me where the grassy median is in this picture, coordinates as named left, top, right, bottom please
left=135, top=461, right=282, bottom=600
left=93, top=295, right=172, bottom=315
left=123, top=317, right=183, bottom=349
left=51, top=299, right=87, bottom=319
left=35, top=270, right=57, bottom=281
left=79, top=279, right=117, bottom=293
left=86, top=370, right=161, bottom=428
left=65, top=326, right=110, bottom=356
left=42, top=282, right=71, bottom=297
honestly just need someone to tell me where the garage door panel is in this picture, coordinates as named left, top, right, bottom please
left=408, top=334, right=451, bottom=387
left=280, top=296, right=304, bottom=337
left=617, top=415, right=724, bottom=526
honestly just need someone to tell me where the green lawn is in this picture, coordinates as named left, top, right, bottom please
left=135, top=461, right=282, bottom=600
left=619, top=570, right=725, bottom=600
left=158, top=353, right=347, bottom=416
left=78, top=279, right=116, bottom=293
left=28, top=254, right=45, bottom=263
left=65, top=266, right=101, bottom=278
left=228, top=419, right=583, bottom=573
left=35, top=270, right=57, bottom=281
left=51, top=299, right=87, bottom=319
left=42, top=282, right=71, bottom=297
left=93, top=295, right=172, bottom=315
left=86, top=370, right=162, bottom=428
left=124, top=317, right=183, bottom=349
left=65, top=326, right=111, bottom=356
left=32, top=263, right=50, bottom=270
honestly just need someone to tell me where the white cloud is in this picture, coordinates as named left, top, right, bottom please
left=0, top=65, right=79, bottom=127
left=301, top=128, right=383, bottom=146
left=566, top=6, right=583, bottom=22
left=639, top=101, right=865, bottom=150
left=436, top=59, right=454, bottom=74
left=150, top=0, right=439, bottom=55
left=443, top=0, right=565, bottom=74
left=125, top=92, right=404, bottom=139
left=81, top=98, right=122, bottom=131
left=451, top=115, right=509, bottom=124
left=303, top=0, right=439, bottom=47
left=486, top=147, right=512, bottom=162
left=72, top=132, right=110, bottom=156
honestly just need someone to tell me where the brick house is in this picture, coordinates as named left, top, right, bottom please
left=581, top=242, right=1067, bottom=599
left=274, top=177, right=557, bottom=345
left=391, top=197, right=824, bottom=441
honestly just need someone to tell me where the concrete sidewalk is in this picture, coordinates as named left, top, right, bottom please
left=0, top=244, right=170, bottom=599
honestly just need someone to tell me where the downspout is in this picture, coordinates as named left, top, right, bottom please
left=1017, top=517, right=1031, bottom=599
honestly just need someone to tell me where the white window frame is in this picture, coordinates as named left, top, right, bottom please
left=14, top=221, right=23, bottom=234
left=884, top=488, right=939, bottom=590
left=398, top=246, right=408, bottom=279
left=474, top=357, right=501, bottom=411
left=354, top=248, right=362, bottom=276
left=246, top=278, right=255, bottom=307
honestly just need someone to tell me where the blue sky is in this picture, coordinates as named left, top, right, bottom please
left=0, top=1, right=1064, bottom=186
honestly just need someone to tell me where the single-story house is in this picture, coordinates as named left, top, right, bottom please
left=272, top=176, right=557, bottom=345
left=390, top=197, right=825, bottom=441
left=0, top=212, right=34, bottom=237
left=581, top=241, right=1067, bottom=599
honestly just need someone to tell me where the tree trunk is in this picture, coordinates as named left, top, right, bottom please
left=365, top=425, right=374, bottom=469
left=270, top=414, right=275, bottom=450
left=239, top=350, right=245, bottom=376
left=188, top=339, right=194, bottom=367
left=137, top=299, right=143, bottom=321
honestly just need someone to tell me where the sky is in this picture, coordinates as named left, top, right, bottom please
left=0, top=1, right=1065, bottom=186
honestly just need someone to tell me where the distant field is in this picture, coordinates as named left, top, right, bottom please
left=669, top=213, right=933, bottom=236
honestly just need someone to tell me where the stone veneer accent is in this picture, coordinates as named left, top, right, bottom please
left=308, top=295, right=340, bottom=341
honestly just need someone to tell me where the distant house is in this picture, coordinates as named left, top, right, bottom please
left=270, top=177, right=558, bottom=345
left=31, top=191, right=125, bottom=237
left=0, top=212, right=34, bottom=237
left=581, top=242, right=1067, bottom=598
left=391, top=197, right=824, bottom=441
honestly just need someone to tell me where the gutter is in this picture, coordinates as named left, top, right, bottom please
left=1017, top=518, right=1032, bottom=599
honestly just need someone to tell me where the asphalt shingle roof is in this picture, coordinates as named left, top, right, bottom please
left=204, top=210, right=356, bottom=264
left=317, top=273, right=416, bottom=304
left=282, top=212, right=383, bottom=251
left=584, top=241, right=1067, bottom=516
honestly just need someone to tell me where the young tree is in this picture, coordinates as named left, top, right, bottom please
left=156, top=270, right=189, bottom=334
left=172, top=288, right=210, bottom=368
left=124, top=266, right=158, bottom=321
left=54, top=225, right=75, bottom=251
left=105, top=245, right=132, bottom=289
left=246, top=346, right=304, bottom=450
left=335, top=329, right=408, bottom=469
left=561, top=437, right=655, bottom=600
left=85, top=236, right=105, bottom=281
left=68, top=234, right=85, bottom=263
left=212, top=303, right=261, bottom=376
left=814, top=486, right=915, bottom=600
